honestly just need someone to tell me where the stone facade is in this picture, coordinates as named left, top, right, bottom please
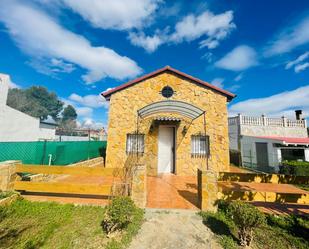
left=131, top=164, right=147, bottom=207
left=0, top=160, right=21, bottom=191
left=105, top=71, right=231, bottom=176
left=197, top=169, right=218, bottom=211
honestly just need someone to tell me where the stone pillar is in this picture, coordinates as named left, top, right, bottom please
left=197, top=169, right=218, bottom=212
left=0, top=160, right=21, bottom=191
left=131, top=164, right=147, bottom=208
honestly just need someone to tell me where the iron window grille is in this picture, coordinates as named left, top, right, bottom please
left=126, top=133, right=144, bottom=154
left=191, top=135, right=209, bottom=157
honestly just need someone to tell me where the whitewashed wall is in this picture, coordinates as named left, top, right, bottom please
left=240, top=125, right=308, bottom=138
left=241, top=136, right=280, bottom=170
left=0, top=74, right=56, bottom=142
left=55, top=135, right=89, bottom=141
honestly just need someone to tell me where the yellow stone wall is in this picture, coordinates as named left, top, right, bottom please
left=105, top=72, right=230, bottom=176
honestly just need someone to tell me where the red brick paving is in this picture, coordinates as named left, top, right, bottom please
left=146, top=174, right=199, bottom=210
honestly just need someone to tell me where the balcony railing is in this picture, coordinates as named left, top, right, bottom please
left=228, top=114, right=307, bottom=128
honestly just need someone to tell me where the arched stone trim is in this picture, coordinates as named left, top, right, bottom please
left=137, top=100, right=204, bottom=120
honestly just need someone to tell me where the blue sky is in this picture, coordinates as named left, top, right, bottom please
left=0, top=0, right=309, bottom=128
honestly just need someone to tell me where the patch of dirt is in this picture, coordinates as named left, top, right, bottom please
left=128, top=209, right=221, bottom=249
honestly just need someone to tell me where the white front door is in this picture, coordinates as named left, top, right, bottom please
left=158, top=126, right=174, bottom=173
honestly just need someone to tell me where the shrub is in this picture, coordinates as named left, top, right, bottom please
left=102, top=196, right=137, bottom=235
left=279, top=161, right=309, bottom=176
left=228, top=201, right=266, bottom=247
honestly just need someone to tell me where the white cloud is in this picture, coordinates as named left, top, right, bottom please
left=201, top=52, right=213, bottom=62
left=228, top=84, right=241, bottom=92
left=215, top=45, right=257, bottom=71
left=79, top=117, right=105, bottom=129
left=69, top=93, right=108, bottom=108
left=171, top=10, right=235, bottom=44
left=129, top=10, right=235, bottom=52
left=229, top=85, right=309, bottom=118
left=295, top=62, right=309, bottom=73
left=103, top=87, right=115, bottom=93
left=211, top=78, right=241, bottom=92
left=50, top=58, right=75, bottom=73
left=211, top=78, right=224, bottom=88
left=75, top=107, right=93, bottom=117
left=128, top=31, right=164, bottom=53
left=199, top=38, right=219, bottom=49
left=27, top=58, right=76, bottom=78
left=285, top=51, right=309, bottom=73
left=0, top=0, right=141, bottom=83
left=234, top=73, right=243, bottom=82
left=265, top=15, right=309, bottom=56
left=285, top=51, right=309, bottom=69
left=62, top=0, right=160, bottom=30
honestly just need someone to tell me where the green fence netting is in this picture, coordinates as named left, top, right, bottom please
left=0, top=141, right=107, bottom=165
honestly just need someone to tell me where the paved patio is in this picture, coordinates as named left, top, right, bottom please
left=147, top=174, right=199, bottom=210
left=20, top=168, right=309, bottom=215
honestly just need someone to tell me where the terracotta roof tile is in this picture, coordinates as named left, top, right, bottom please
left=101, top=66, right=236, bottom=101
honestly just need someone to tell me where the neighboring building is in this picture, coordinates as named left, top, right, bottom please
left=55, top=128, right=107, bottom=141
left=0, top=73, right=57, bottom=142
left=228, top=112, right=309, bottom=172
left=102, top=66, right=235, bottom=176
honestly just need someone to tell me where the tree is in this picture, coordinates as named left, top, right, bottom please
left=62, top=105, right=77, bottom=121
left=7, top=86, right=64, bottom=120
left=25, top=86, right=63, bottom=120
left=59, top=105, right=78, bottom=131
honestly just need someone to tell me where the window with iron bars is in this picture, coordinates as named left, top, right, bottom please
left=126, top=133, right=144, bottom=154
left=191, top=135, right=209, bottom=157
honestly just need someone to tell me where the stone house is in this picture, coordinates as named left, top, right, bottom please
left=102, top=66, right=235, bottom=176
left=228, top=112, right=309, bottom=172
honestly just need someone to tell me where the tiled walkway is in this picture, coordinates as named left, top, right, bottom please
left=147, top=174, right=199, bottom=210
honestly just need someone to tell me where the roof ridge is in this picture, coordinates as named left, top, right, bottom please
left=101, top=66, right=236, bottom=101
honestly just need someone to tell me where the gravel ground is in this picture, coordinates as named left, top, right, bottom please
left=128, top=209, right=222, bottom=249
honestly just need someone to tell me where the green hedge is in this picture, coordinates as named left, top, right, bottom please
left=279, top=161, right=309, bottom=176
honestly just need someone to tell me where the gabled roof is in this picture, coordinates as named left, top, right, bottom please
left=101, top=66, right=236, bottom=101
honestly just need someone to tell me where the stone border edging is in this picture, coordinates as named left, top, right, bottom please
left=0, top=193, right=20, bottom=206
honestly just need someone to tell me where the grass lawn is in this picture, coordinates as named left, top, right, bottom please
left=0, top=199, right=143, bottom=249
left=199, top=204, right=309, bottom=249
